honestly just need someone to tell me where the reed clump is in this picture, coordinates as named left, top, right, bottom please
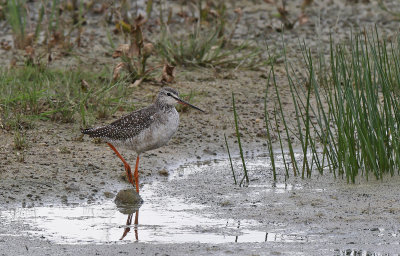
left=264, top=30, right=400, bottom=183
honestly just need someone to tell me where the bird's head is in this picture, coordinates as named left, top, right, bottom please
left=157, top=87, right=205, bottom=113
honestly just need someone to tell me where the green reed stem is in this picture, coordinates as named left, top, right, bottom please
left=224, top=133, right=237, bottom=185
left=232, top=92, right=249, bottom=186
left=264, top=71, right=277, bottom=181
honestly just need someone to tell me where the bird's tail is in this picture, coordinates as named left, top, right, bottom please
left=81, top=126, right=111, bottom=138
left=81, top=127, right=99, bottom=137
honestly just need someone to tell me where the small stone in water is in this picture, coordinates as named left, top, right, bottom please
left=114, top=189, right=143, bottom=214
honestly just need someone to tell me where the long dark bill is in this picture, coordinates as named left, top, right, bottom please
left=172, top=95, right=206, bottom=113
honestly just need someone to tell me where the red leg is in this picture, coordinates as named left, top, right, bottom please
left=119, top=210, right=139, bottom=241
left=107, top=143, right=134, bottom=187
left=134, top=155, right=140, bottom=194
left=134, top=210, right=139, bottom=241
left=119, top=213, right=133, bottom=240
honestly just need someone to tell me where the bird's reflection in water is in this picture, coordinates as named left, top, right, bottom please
left=120, top=210, right=139, bottom=241
left=115, top=188, right=143, bottom=242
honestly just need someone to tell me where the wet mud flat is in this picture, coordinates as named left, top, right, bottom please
left=1, top=156, right=400, bottom=256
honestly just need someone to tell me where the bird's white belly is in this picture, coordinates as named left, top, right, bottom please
left=128, top=110, right=179, bottom=153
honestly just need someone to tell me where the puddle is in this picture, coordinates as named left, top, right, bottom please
left=0, top=156, right=317, bottom=245
left=0, top=156, right=334, bottom=245
left=1, top=155, right=397, bottom=252
left=1, top=181, right=292, bottom=244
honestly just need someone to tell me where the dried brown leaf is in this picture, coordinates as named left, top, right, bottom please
left=277, top=6, right=288, bottom=17
left=129, top=25, right=143, bottom=57
left=302, top=0, right=313, bottom=9
left=161, top=63, right=175, bottom=83
left=0, top=41, right=11, bottom=51
left=209, top=10, right=219, bottom=18
left=143, top=43, right=154, bottom=57
left=177, top=11, right=188, bottom=18
left=25, top=45, right=35, bottom=59
left=113, top=62, right=126, bottom=81
left=130, top=77, right=144, bottom=88
left=134, top=14, right=147, bottom=27
left=298, top=14, right=309, bottom=25
left=49, top=31, right=64, bottom=48
left=112, top=44, right=130, bottom=58
left=129, top=41, right=140, bottom=57
left=25, top=33, right=34, bottom=47
left=81, top=79, right=90, bottom=92
left=126, top=14, right=147, bottom=58
left=234, top=8, right=242, bottom=16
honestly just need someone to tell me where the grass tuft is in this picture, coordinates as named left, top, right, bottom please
left=0, top=65, right=132, bottom=129
left=13, top=129, right=27, bottom=150
left=156, top=25, right=263, bottom=69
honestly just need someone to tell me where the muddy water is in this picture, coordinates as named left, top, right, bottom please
left=0, top=184, right=267, bottom=244
left=0, top=178, right=305, bottom=244
left=1, top=156, right=400, bottom=255
left=0, top=156, right=314, bottom=245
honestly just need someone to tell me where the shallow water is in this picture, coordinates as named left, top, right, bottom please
left=0, top=181, right=303, bottom=244
left=0, top=157, right=314, bottom=245
left=0, top=156, right=399, bottom=256
left=0, top=178, right=318, bottom=245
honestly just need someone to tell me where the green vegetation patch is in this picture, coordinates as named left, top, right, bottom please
left=264, top=30, right=400, bottom=183
left=0, top=65, right=132, bottom=130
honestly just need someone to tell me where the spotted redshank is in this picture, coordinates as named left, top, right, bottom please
left=82, top=87, right=205, bottom=194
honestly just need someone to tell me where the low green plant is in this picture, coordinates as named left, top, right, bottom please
left=6, top=0, right=26, bottom=47
left=13, top=129, right=27, bottom=150
left=112, top=15, right=159, bottom=85
left=6, top=0, right=47, bottom=49
left=0, top=65, right=131, bottom=129
left=156, top=25, right=262, bottom=68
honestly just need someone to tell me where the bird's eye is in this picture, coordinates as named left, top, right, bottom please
left=166, top=92, right=171, bottom=96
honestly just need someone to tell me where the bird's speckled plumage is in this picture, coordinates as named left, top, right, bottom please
left=82, top=87, right=181, bottom=154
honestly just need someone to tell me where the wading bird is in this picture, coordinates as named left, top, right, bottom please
left=82, top=87, right=205, bottom=194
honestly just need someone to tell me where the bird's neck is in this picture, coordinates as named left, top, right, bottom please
left=155, top=101, right=175, bottom=112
